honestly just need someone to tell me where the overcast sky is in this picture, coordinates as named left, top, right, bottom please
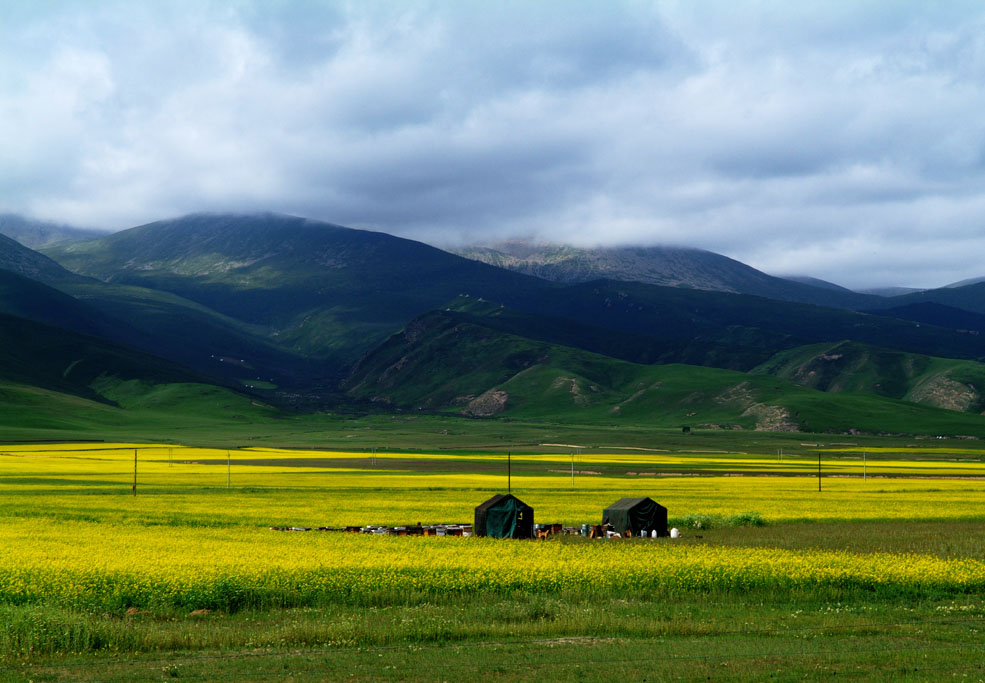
left=3, top=1, right=985, bottom=288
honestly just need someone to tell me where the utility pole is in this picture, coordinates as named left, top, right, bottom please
left=818, top=452, right=821, bottom=492
left=132, top=449, right=137, bottom=496
left=863, top=449, right=866, bottom=481
left=227, top=450, right=231, bottom=489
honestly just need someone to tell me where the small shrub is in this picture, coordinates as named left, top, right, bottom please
left=670, top=512, right=765, bottom=530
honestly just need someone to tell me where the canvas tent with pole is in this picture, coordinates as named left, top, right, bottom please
left=603, top=497, right=667, bottom=537
left=474, top=494, right=533, bottom=539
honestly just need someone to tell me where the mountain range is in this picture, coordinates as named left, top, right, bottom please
left=452, top=242, right=880, bottom=310
left=4, top=211, right=985, bottom=437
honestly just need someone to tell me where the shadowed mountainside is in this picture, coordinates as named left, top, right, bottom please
left=0, top=233, right=87, bottom=284
left=44, top=213, right=553, bottom=364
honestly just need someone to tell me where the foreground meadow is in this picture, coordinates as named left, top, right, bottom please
left=2, top=441, right=985, bottom=680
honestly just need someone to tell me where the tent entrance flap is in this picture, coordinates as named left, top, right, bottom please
left=487, top=498, right=526, bottom=537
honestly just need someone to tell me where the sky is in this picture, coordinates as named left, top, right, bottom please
left=3, top=1, right=985, bottom=289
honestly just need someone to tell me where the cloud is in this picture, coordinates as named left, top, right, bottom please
left=2, top=1, right=985, bottom=287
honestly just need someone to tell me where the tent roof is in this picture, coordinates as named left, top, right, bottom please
left=604, top=497, right=663, bottom=511
left=475, top=493, right=530, bottom=512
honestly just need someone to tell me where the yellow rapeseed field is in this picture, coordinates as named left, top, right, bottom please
left=3, top=518, right=985, bottom=611
left=2, top=442, right=985, bottom=611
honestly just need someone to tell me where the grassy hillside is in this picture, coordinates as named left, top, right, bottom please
left=753, top=340, right=985, bottom=413
left=58, top=280, right=337, bottom=393
left=0, top=309, right=265, bottom=412
left=0, top=381, right=123, bottom=436
left=0, top=309, right=278, bottom=442
left=0, top=234, right=85, bottom=284
left=0, top=379, right=274, bottom=443
left=499, top=361, right=985, bottom=436
left=445, top=296, right=770, bottom=370
left=346, top=311, right=985, bottom=436
left=0, top=268, right=126, bottom=340
left=0, top=268, right=327, bottom=397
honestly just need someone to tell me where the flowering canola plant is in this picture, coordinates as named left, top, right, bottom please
left=3, top=442, right=985, bottom=612
left=3, top=443, right=985, bottom=524
left=2, top=518, right=984, bottom=612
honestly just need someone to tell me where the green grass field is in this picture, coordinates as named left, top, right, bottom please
left=2, top=437, right=985, bottom=680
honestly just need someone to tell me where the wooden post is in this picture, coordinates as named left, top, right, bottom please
left=132, top=449, right=137, bottom=496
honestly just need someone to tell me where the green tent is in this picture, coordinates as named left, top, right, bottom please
left=603, top=497, right=667, bottom=537
left=474, top=494, right=533, bottom=539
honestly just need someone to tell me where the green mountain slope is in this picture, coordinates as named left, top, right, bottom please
left=751, top=341, right=985, bottom=413
left=0, top=308, right=276, bottom=438
left=60, top=280, right=335, bottom=394
left=0, top=310, right=235, bottom=403
left=0, top=264, right=328, bottom=397
left=0, top=378, right=274, bottom=442
left=444, top=296, right=769, bottom=370
left=0, top=268, right=119, bottom=339
left=45, top=213, right=553, bottom=363
left=0, top=233, right=85, bottom=284
left=346, top=310, right=985, bottom=436
left=497, top=361, right=985, bottom=436
left=39, top=212, right=985, bottom=408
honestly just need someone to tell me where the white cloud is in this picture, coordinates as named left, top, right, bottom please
left=2, top=1, right=985, bottom=287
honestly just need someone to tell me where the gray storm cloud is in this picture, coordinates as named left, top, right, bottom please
left=2, top=1, right=985, bottom=289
